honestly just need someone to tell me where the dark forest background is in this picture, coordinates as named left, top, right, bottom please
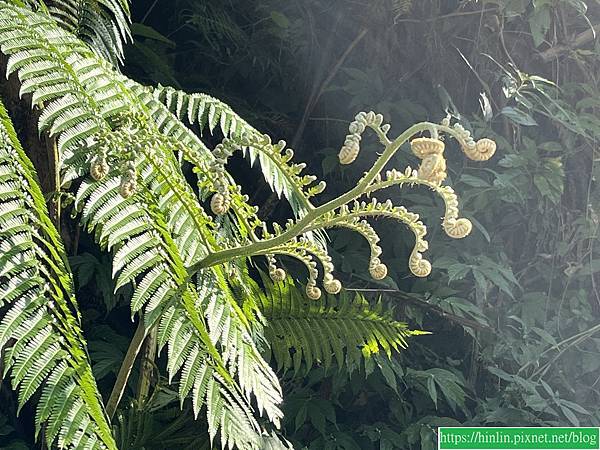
left=2, top=0, right=600, bottom=448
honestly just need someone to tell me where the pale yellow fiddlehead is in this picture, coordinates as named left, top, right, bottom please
left=209, top=138, right=236, bottom=215
left=465, top=138, right=497, bottom=161
left=408, top=250, right=432, bottom=277
left=410, top=137, right=444, bottom=159
left=90, top=151, right=109, bottom=181
left=210, top=192, right=231, bottom=216
left=338, top=111, right=385, bottom=164
left=267, top=254, right=286, bottom=282
left=449, top=120, right=497, bottom=162
left=410, top=136, right=447, bottom=185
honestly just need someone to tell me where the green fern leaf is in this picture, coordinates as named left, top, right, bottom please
left=0, top=100, right=117, bottom=449
left=46, top=0, right=131, bottom=65
left=151, top=85, right=319, bottom=215
left=257, top=275, right=422, bottom=375
left=197, top=268, right=283, bottom=426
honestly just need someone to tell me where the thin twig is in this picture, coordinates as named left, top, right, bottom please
left=394, top=8, right=498, bottom=24
left=140, top=0, right=160, bottom=25
left=308, top=117, right=350, bottom=124
left=518, top=322, right=600, bottom=376
left=499, top=17, right=518, bottom=70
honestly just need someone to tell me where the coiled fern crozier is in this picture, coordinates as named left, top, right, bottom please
left=0, top=1, right=496, bottom=449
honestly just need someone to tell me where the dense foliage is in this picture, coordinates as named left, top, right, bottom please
left=1, top=0, right=599, bottom=449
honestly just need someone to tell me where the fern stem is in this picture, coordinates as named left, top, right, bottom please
left=106, top=321, right=149, bottom=419
left=190, top=121, right=434, bottom=270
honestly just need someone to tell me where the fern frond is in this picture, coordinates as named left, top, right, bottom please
left=0, top=100, right=117, bottom=449
left=155, top=268, right=285, bottom=435
left=78, top=168, right=274, bottom=447
left=75, top=165, right=281, bottom=448
left=129, top=81, right=267, bottom=248
left=0, top=6, right=120, bottom=181
left=152, top=85, right=324, bottom=214
left=46, top=0, right=131, bottom=65
left=197, top=268, right=283, bottom=425
left=311, top=198, right=430, bottom=278
left=157, top=285, right=267, bottom=450
left=257, top=275, right=421, bottom=375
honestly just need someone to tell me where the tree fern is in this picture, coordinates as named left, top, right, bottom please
left=0, top=2, right=497, bottom=448
left=0, top=100, right=116, bottom=449
left=0, top=4, right=282, bottom=447
left=256, top=275, right=423, bottom=375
